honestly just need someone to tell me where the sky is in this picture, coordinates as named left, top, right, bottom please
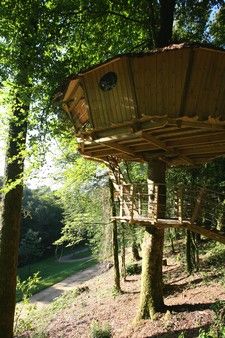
left=0, top=143, right=5, bottom=176
left=0, top=126, right=62, bottom=190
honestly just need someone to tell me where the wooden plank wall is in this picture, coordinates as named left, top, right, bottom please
left=185, top=49, right=225, bottom=120
left=131, top=49, right=190, bottom=118
left=83, top=58, right=136, bottom=129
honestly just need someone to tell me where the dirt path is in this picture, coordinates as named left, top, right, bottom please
left=30, top=262, right=103, bottom=307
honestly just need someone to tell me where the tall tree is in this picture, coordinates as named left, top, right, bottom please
left=0, top=1, right=88, bottom=336
left=137, top=0, right=175, bottom=320
left=0, top=2, right=40, bottom=335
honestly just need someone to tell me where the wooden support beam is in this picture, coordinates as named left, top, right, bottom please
left=179, top=120, right=225, bottom=130
left=167, top=132, right=225, bottom=148
left=142, top=132, right=193, bottom=165
left=142, top=132, right=169, bottom=150
left=182, top=144, right=225, bottom=156
left=102, top=141, right=135, bottom=157
left=111, top=216, right=225, bottom=245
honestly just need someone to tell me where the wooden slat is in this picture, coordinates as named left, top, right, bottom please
left=141, top=132, right=193, bottom=165
left=103, top=141, right=135, bottom=157
left=131, top=54, right=157, bottom=117
left=182, top=144, right=225, bottom=156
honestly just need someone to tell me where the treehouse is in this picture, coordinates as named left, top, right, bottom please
left=61, top=43, right=225, bottom=166
left=60, top=43, right=225, bottom=243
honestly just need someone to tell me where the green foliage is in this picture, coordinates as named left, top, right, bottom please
left=174, top=1, right=222, bottom=43
left=178, top=333, right=185, bottom=338
left=205, top=242, right=225, bottom=268
left=16, top=272, right=41, bottom=302
left=126, top=262, right=142, bottom=275
left=120, top=162, right=148, bottom=183
left=56, top=156, right=112, bottom=258
left=90, top=320, right=112, bottom=338
left=196, top=300, right=225, bottom=337
left=18, top=254, right=97, bottom=296
left=19, top=229, right=44, bottom=264
left=14, top=273, right=41, bottom=335
left=15, top=285, right=88, bottom=336
left=19, top=185, right=63, bottom=265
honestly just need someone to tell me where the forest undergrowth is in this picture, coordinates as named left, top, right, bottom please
left=15, top=239, right=225, bottom=338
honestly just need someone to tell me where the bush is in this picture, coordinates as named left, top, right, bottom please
left=195, top=301, right=225, bottom=338
left=126, top=263, right=142, bottom=275
left=90, top=320, right=111, bottom=338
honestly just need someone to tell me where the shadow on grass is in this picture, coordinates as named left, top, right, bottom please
left=164, top=269, right=224, bottom=298
left=148, top=323, right=210, bottom=338
left=168, top=301, right=214, bottom=313
left=164, top=277, right=204, bottom=297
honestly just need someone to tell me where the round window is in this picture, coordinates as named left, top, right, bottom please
left=99, top=72, right=117, bottom=91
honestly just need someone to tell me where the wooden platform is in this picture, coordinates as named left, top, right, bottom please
left=79, top=122, right=225, bottom=165
left=112, top=216, right=225, bottom=244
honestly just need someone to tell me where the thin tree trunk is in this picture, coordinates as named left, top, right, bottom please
left=132, top=242, right=141, bottom=261
left=137, top=160, right=166, bottom=319
left=169, top=229, right=176, bottom=254
left=186, top=230, right=193, bottom=274
left=109, top=178, right=121, bottom=292
left=0, top=92, right=29, bottom=338
left=121, top=224, right=126, bottom=281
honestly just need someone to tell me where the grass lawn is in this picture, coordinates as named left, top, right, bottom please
left=17, top=253, right=97, bottom=299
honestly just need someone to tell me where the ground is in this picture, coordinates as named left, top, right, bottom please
left=18, top=243, right=225, bottom=338
left=46, top=261, right=225, bottom=338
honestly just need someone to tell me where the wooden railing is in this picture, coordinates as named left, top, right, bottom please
left=113, top=181, right=225, bottom=231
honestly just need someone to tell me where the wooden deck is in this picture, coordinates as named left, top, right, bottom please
left=112, top=216, right=225, bottom=244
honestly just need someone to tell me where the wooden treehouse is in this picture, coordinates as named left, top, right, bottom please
left=60, top=43, right=225, bottom=242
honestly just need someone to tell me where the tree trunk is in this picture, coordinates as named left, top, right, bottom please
left=109, top=178, right=121, bottom=292
left=0, top=92, right=29, bottom=338
left=186, top=230, right=193, bottom=274
left=137, top=227, right=165, bottom=319
left=157, top=0, right=176, bottom=47
left=121, top=224, right=126, bottom=281
left=132, top=242, right=141, bottom=261
left=131, top=224, right=141, bottom=261
left=137, top=160, right=166, bottom=319
left=136, top=0, right=176, bottom=320
left=186, top=230, right=199, bottom=274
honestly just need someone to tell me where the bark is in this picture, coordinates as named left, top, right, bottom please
left=121, top=224, right=126, bottom=281
left=131, top=242, right=141, bottom=261
left=186, top=230, right=193, bottom=274
left=169, top=229, right=176, bottom=254
left=157, top=0, right=176, bottom=47
left=109, top=179, right=121, bottom=292
left=0, top=93, right=29, bottom=338
left=137, top=227, right=165, bottom=319
left=137, top=160, right=166, bottom=319
left=136, top=0, right=176, bottom=320
left=186, top=231, right=199, bottom=273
